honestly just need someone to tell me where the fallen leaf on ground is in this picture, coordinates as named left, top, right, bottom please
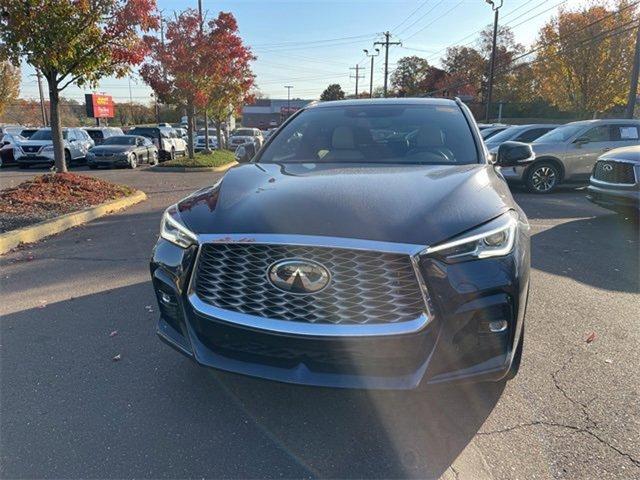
left=585, top=332, right=597, bottom=343
left=109, top=330, right=118, bottom=337
left=112, top=354, right=122, bottom=362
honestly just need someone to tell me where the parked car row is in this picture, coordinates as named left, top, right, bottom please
left=490, top=119, right=640, bottom=193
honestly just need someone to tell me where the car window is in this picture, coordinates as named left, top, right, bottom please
left=130, top=127, right=160, bottom=139
left=611, top=125, right=639, bottom=142
left=234, top=129, right=254, bottom=136
left=534, top=124, right=584, bottom=143
left=515, top=127, right=555, bottom=143
left=485, top=126, right=523, bottom=144
left=582, top=125, right=611, bottom=142
left=67, top=130, right=77, bottom=141
left=103, top=136, right=136, bottom=145
left=259, top=103, right=478, bottom=165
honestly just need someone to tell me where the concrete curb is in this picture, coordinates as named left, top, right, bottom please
left=148, top=161, right=237, bottom=173
left=0, top=190, right=147, bottom=255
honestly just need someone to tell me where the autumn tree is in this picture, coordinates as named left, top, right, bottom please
left=320, top=84, right=345, bottom=101
left=0, top=0, right=157, bottom=172
left=389, top=56, right=446, bottom=96
left=534, top=0, right=638, bottom=114
left=0, top=61, right=20, bottom=116
left=141, top=10, right=254, bottom=158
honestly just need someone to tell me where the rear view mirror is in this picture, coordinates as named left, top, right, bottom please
left=495, top=141, right=535, bottom=168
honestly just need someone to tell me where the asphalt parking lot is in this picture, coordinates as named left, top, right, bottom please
left=1, top=166, right=638, bottom=480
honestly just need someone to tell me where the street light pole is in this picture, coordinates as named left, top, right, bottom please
left=484, top=0, right=503, bottom=122
left=363, top=48, right=380, bottom=98
left=285, top=85, right=293, bottom=121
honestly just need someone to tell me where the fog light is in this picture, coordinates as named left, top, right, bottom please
left=160, top=291, right=175, bottom=305
left=488, top=320, right=508, bottom=333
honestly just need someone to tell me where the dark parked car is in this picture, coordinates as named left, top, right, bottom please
left=586, top=145, right=639, bottom=215
left=485, top=124, right=558, bottom=151
left=150, top=98, right=532, bottom=389
left=86, top=135, right=158, bottom=169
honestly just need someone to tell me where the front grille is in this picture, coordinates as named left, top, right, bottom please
left=192, top=243, right=426, bottom=325
left=593, top=161, right=636, bottom=185
left=22, top=145, right=41, bottom=153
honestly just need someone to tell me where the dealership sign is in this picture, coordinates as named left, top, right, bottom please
left=85, top=94, right=115, bottom=118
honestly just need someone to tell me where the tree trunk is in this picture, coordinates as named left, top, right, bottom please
left=203, top=109, right=211, bottom=154
left=47, top=78, right=66, bottom=173
left=186, top=102, right=195, bottom=159
left=216, top=124, right=223, bottom=151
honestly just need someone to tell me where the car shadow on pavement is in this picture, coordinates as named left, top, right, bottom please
left=531, top=213, right=639, bottom=293
left=1, top=280, right=504, bottom=479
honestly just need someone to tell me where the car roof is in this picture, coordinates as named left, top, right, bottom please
left=309, top=97, right=458, bottom=109
left=567, top=118, right=640, bottom=127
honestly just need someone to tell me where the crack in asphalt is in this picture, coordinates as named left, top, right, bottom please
left=477, top=351, right=640, bottom=470
left=449, top=465, right=460, bottom=480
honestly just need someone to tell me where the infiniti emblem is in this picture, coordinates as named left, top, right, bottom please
left=268, top=259, right=330, bottom=294
left=602, top=164, right=613, bottom=172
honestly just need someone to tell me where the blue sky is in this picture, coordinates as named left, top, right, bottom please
left=18, top=0, right=585, bottom=103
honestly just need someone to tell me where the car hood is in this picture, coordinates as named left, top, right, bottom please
left=90, top=145, right=133, bottom=154
left=176, top=162, right=515, bottom=247
left=530, top=141, right=566, bottom=156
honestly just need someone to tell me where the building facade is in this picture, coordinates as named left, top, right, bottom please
left=242, top=99, right=313, bottom=129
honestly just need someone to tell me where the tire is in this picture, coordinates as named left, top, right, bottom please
left=149, top=151, right=158, bottom=166
left=64, top=150, right=71, bottom=168
left=128, top=153, right=137, bottom=169
left=505, top=326, right=524, bottom=380
left=170, top=147, right=176, bottom=160
left=525, top=161, right=561, bottom=193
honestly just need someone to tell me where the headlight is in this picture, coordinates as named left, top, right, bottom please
left=43, top=145, right=54, bottom=151
left=425, top=211, right=518, bottom=262
left=160, top=204, right=197, bottom=248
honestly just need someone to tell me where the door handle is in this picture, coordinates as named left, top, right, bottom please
left=601, top=147, right=612, bottom=152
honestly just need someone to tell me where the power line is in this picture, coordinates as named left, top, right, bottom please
left=391, top=0, right=432, bottom=33
left=403, top=0, right=469, bottom=42
left=396, top=0, right=446, bottom=36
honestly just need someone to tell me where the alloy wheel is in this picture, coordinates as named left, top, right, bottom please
left=531, top=166, right=557, bottom=192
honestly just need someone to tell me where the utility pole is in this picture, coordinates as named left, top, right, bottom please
left=128, top=75, right=134, bottom=124
left=363, top=49, right=380, bottom=98
left=285, top=85, right=293, bottom=119
left=374, top=32, right=401, bottom=97
left=198, top=0, right=211, bottom=150
left=35, top=70, right=48, bottom=126
left=349, top=64, right=365, bottom=97
left=625, top=21, right=640, bottom=119
left=484, top=0, right=503, bottom=122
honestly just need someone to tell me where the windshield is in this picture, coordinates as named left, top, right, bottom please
left=259, top=104, right=478, bottom=165
left=534, top=124, right=584, bottom=143
left=233, top=129, right=254, bottom=136
left=30, top=129, right=67, bottom=140
left=485, top=126, right=524, bottom=144
left=103, top=136, right=136, bottom=145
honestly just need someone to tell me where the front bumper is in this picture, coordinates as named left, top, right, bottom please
left=586, top=181, right=640, bottom=212
left=87, top=156, right=129, bottom=168
left=16, top=154, right=54, bottom=166
left=150, top=232, right=530, bottom=389
left=499, top=166, right=527, bottom=182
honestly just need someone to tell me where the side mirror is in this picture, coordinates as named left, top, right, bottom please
left=573, top=136, right=589, bottom=145
left=495, top=141, right=535, bottom=168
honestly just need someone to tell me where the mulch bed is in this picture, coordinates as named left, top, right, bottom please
left=0, top=173, right=135, bottom=233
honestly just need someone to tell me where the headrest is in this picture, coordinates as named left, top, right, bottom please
left=416, top=125, right=444, bottom=147
left=332, top=126, right=356, bottom=149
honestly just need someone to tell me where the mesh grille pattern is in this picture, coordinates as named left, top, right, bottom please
left=593, top=161, right=636, bottom=185
left=193, top=243, right=426, bottom=325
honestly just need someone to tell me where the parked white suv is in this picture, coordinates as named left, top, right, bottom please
left=228, top=128, right=263, bottom=150
left=501, top=119, right=640, bottom=193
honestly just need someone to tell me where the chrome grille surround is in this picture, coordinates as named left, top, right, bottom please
left=187, top=234, right=433, bottom=337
